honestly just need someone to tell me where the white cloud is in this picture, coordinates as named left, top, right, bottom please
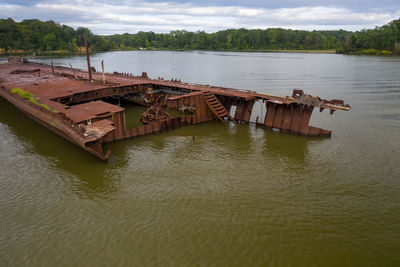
left=0, top=0, right=398, bottom=34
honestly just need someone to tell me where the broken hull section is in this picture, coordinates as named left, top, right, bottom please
left=0, top=61, right=350, bottom=160
left=0, top=87, right=110, bottom=160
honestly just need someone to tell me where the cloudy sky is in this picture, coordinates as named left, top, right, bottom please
left=1, top=0, right=399, bottom=34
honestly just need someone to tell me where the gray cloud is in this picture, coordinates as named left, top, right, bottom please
left=1, top=0, right=399, bottom=34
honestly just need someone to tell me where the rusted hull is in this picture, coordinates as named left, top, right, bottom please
left=0, top=87, right=109, bottom=160
left=261, top=103, right=331, bottom=137
left=0, top=60, right=350, bottom=160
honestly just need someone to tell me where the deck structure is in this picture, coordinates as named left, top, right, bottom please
left=0, top=58, right=350, bottom=160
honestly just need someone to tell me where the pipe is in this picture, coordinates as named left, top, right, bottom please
left=51, top=60, right=54, bottom=75
left=101, top=60, right=105, bottom=84
left=84, top=34, right=92, bottom=81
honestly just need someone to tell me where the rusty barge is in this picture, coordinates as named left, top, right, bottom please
left=0, top=57, right=350, bottom=161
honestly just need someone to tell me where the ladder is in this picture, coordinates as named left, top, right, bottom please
left=203, top=92, right=235, bottom=124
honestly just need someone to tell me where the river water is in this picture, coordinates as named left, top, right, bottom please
left=1, top=51, right=399, bottom=266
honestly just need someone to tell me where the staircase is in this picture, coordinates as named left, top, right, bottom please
left=203, top=92, right=235, bottom=123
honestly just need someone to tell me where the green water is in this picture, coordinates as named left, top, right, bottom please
left=124, top=105, right=148, bottom=128
left=1, top=51, right=399, bottom=266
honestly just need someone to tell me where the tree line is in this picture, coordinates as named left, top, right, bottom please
left=0, top=18, right=112, bottom=53
left=0, top=18, right=399, bottom=55
left=341, top=19, right=400, bottom=55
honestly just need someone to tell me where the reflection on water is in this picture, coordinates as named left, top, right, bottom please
left=0, top=98, right=315, bottom=199
left=0, top=100, right=121, bottom=199
left=1, top=52, right=400, bottom=266
left=123, top=104, right=147, bottom=129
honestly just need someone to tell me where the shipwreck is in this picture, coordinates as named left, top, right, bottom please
left=0, top=55, right=350, bottom=161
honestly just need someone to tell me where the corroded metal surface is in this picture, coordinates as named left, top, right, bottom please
left=140, top=95, right=170, bottom=124
left=0, top=60, right=350, bottom=160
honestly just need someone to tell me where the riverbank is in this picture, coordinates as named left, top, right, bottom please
left=3, top=48, right=400, bottom=57
left=0, top=48, right=338, bottom=56
left=254, top=49, right=336, bottom=54
left=339, top=49, right=399, bottom=56
left=0, top=49, right=83, bottom=57
left=151, top=48, right=337, bottom=54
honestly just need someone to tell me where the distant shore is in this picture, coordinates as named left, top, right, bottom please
left=1, top=48, right=398, bottom=57
left=0, top=48, right=338, bottom=56
left=156, top=48, right=338, bottom=54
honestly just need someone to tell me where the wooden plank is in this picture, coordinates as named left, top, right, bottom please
left=192, top=114, right=197, bottom=125
left=242, top=100, right=255, bottom=123
left=319, top=128, right=332, bottom=137
left=272, top=104, right=285, bottom=129
left=172, top=117, right=181, bottom=129
left=180, top=116, right=186, bottom=125
left=159, top=121, right=166, bottom=132
left=198, top=95, right=206, bottom=122
left=234, top=101, right=245, bottom=121
left=308, top=126, right=321, bottom=136
left=145, top=124, right=153, bottom=134
left=289, top=104, right=302, bottom=133
left=184, top=96, right=190, bottom=105
left=299, top=107, right=314, bottom=135
left=178, top=97, right=184, bottom=107
left=130, top=127, right=138, bottom=137
left=195, top=95, right=202, bottom=123
left=185, top=115, right=192, bottom=125
left=137, top=125, right=145, bottom=136
left=203, top=96, right=212, bottom=122
left=264, top=102, right=277, bottom=128
left=167, top=99, right=176, bottom=109
left=152, top=122, right=161, bottom=133
left=281, top=104, right=293, bottom=132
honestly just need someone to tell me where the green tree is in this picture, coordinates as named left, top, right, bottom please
left=1, top=17, right=399, bottom=55
left=43, top=33, right=57, bottom=51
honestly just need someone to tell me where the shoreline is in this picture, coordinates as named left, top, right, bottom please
left=2, top=49, right=399, bottom=57
left=0, top=48, right=337, bottom=56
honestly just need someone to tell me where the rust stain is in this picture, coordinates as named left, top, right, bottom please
left=0, top=58, right=351, bottom=160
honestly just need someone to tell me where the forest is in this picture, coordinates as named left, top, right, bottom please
left=0, top=18, right=399, bottom=55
